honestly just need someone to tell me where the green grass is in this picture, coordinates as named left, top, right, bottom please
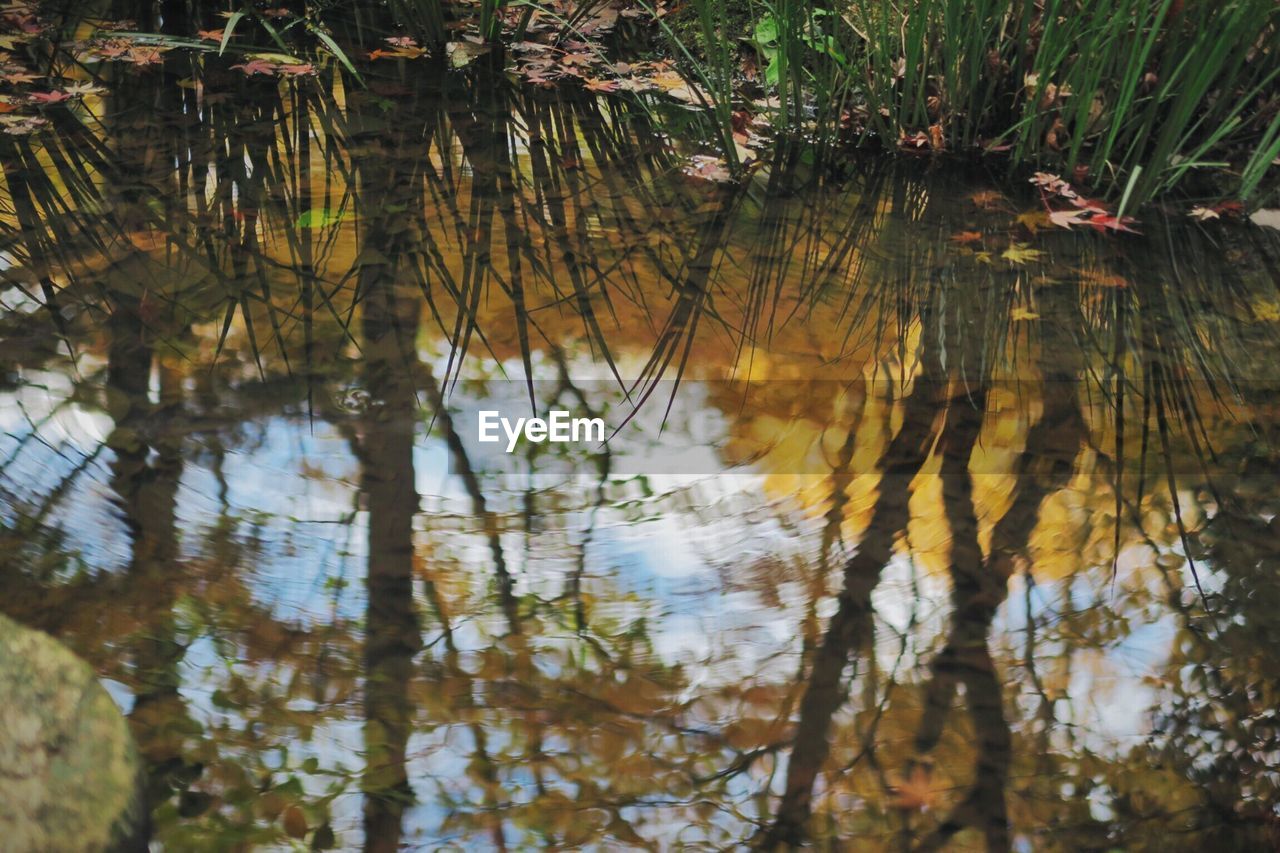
left=657, top=0, right=1280, bottom=205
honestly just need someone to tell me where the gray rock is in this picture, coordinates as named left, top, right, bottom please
left=0, top=614, right=149, bottom=852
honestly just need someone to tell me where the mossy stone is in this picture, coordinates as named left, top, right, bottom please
left=0, top=614, right=148, bottom=852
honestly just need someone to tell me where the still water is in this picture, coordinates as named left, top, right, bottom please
left=2, top=48, right=1280, bottom=851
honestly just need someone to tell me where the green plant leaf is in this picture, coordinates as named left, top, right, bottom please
left=754, top=15, right=778, bottom=46
left=219, top=10, right=244, bottom=56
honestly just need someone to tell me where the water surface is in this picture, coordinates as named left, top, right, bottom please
left=3, top=49, right=1280, bottom=851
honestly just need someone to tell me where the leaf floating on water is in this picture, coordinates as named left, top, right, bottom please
left=1079, top=268, right=1129, bottom=288
left=231, top=58, right=278, bottom=75
left=682, top=154, right=733, bottom=183
left=0, top=113, right=47, bottom=134
left=1034, top=171, right=1140, bottom=234
left=125, top=46, right=168, bottom=66
left=231, top=57, right=317, bottom=77
left=949, top=230, right=983, bottom=245
left=1250, top=208, right=1280, bottom=230
left=1015, top=210, right=1051, bottom=233
left=27, top=90, right=71, bottom=104
left=1049, top=208, right=1086, bottom=229
left=1002, top=243, right=1044, bottom=265
left=1081, top=212, right=1140, bottom=234
left=1011, top=307, right=1040, bottom=320
left=1, top=69, right=41, bottom=84
left=1029, top=171, right=1077, bottom=198
left=968, top=189, right=1007, bottom=210
left=370, top=36, right=427, bottom=59
left=446, top=41, right=489, bottom=69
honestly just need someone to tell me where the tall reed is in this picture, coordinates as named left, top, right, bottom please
left=667, top=0, right=1279, bottom=205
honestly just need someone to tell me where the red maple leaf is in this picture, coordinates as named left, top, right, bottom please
left=28, top=90, right=71, bottom=104
left=231, top=59, right=278, bottom=76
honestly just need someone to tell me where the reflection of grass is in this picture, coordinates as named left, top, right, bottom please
left=3, top=41, right=1273, bottom=476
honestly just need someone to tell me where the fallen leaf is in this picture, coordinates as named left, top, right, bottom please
left=968, top=189, right=1006, bottom=210
left=649, top=69, right=685, bottom=90
left=0, top=114, right=46, bottom=134
left=3, top=12, right=41, bottom=34
left=1011, top=307, right=1040, bottom=321
left=927, top=123, right=944, bottom=150
left=92, top=40, right=131, bottom=59
left=950, top=231, right=983, bottom=245
left=1030, top=171, right=1077, bottom=198
left=125, top=47, right=167, bottom=66
left=1015, top=210, right=1051, bottom=233
left=1078, top=269, right=1128, bottom=288
left=62, top=82, right=103, bottom=95
left=197, top=28, right=224, bottom=41
left=1082, top=213, right=1139, bottom=234
left=370, top=43, right=426, bottom=59
left=616, top=77, right=654, bottom=93
left=1049, top=209, right=1087, bottom=229
left=1002, top=243, right=1044, bottom=265
left=683, top=154, right=733, bottom=183
left=900, top=130, right=930, bottom=149
left=445, top=40, right=488, bottom=69
left=1, top=69, right=41, bottom=84
left=231, top=59, right=278, bottom=75
left=1250, top=208, right=1280, bottom=230
left=28, top=90, right=71, bottom=104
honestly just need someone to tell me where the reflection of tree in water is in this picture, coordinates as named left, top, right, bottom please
left=1, top=36, right=1280, bottom=850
